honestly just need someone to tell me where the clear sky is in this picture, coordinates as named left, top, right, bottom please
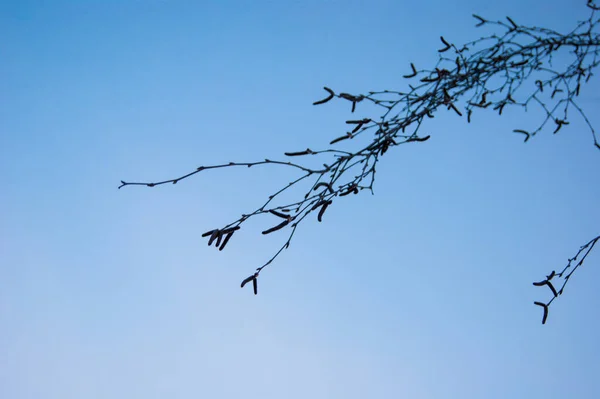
left=1, top=1, right=599, bottom=398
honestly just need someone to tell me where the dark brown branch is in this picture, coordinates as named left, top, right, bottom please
left=533, top=234, right=600, bottom=324
left=121, top=2, right=600, bottom=318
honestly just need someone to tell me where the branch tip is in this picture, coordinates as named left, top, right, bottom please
left=313, top=87, right=335, bottom=105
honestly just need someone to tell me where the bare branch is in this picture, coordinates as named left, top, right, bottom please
left=533, top=234, right=600, bottom=324
left=121, top=2, right=600, bottom=320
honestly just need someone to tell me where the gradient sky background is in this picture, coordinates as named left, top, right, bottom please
left=1, top=0, right=600, bottom=398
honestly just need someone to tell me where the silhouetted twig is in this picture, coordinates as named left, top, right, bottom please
left=532, top=234, right=599, bottom=324
left=121, top=2, right=599, bottom=319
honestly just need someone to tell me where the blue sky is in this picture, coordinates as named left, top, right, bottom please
left=1, top=0, right=599, bottom=398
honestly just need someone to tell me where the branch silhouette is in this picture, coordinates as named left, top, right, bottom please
left=120, top=1, right=600, bottom=323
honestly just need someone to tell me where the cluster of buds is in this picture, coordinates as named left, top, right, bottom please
left=201, top=226, right=240, bottom=251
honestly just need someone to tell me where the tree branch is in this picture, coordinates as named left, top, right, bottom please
left=120, top=2, right=600, bottom=322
